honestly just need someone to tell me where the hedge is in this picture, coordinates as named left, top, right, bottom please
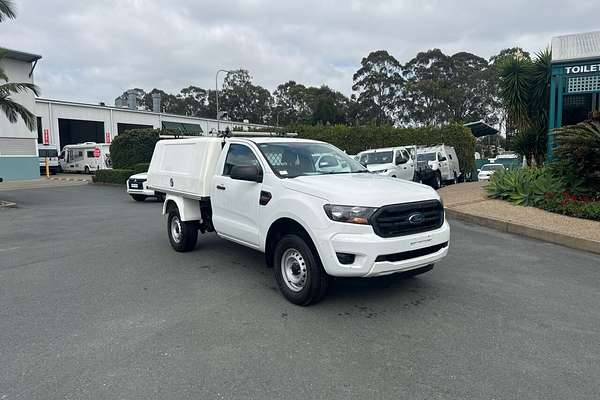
left=110, top=129, right=160, bottom=169
left=93, top=169, right=135, bottom=185
left=133, top=163, right=150, bottom=174
left=291, top=123, right=476, bottom=175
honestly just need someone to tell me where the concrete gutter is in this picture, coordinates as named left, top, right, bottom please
left=446, top=208, right=600, bottom=255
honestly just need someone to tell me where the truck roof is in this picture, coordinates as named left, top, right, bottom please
left=158, top=137, right=323, bottom=145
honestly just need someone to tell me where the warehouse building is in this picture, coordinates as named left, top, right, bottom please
left=0, top=49, right=42, bottom=181
left=548, top=30, right=600, bottom=158
left=1, top=49, right=268, bottom=181
left=34, top=97, right=268, bottom=152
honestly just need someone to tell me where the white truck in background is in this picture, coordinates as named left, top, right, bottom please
left=356, top=146, right=416, bottom=181
left=416, top=145, right=461, bottom=188
left=147, top=135, right=450, bottom=305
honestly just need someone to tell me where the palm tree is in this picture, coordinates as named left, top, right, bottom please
left=0, top=0, right=16, bottom=22
left=498, top=49, right=552, bottom=165
left=0, top=0, right=41, bottom=130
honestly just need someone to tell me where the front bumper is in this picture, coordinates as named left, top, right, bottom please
left=315, top=220, right=450, bottom=277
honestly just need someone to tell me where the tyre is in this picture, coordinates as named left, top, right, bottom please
left=131, top=194, right=146, bottom=202
left=84, top=166, right=90, bottom=174
left=155, top=192, right=166, bottom=202
left=273, top=234, right=329, bottom=306
left=402, top=264, right=434, bottom=278
left=429, top=171, right=442, bottom=189
left=167, top=208, right=198, bottom=252
left=453, top=171, right=458, bottom=185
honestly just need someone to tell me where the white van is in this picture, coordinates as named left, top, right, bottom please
left=356, top=146, right=416, bottom=181
left=59, top=143, right=112, bottom=174
left=416, top=145, right=461, bottom=185
left=38, top=144, right=60, bottom=175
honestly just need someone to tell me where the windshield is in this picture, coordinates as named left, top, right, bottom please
left=359, top=151, right=393, bottom=165
left=481, top=164, right=504, bottom=171
left=417, top=152, right=436, bottom=162
left=38, top=149, right=58, bottom=157
left=258, top=142, right=367, bottom=178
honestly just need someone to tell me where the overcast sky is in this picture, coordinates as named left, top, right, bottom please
left=2, top=0, right=599, bottom=104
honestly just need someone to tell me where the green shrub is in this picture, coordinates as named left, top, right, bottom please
left=486, top=167, right=564, bottom=206
left=553, top=120, right=600, bottom=194
left=291, top=123, right=476, bottom=175
left=133, top=163, right=150, bottom=174
left=110, top=129, right=160, bottom=169
left=93, top=169, right=135, bottom=185
left=486, top=167, right=600, bottom=221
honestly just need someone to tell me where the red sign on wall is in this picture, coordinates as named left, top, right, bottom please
left=93, top=147, right=101, bottom=158
left=105, top=132, right=111, bottom=144
left=43, top=129, right=49, bottom=145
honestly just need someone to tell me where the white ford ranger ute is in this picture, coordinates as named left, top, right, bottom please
left=147, top=135, right=450, bottom=305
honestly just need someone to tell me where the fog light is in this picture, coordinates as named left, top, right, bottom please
left=336, top=252, right=355, bottom=265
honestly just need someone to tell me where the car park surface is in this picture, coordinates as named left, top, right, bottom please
left=1, top=184, right=599, bottom=399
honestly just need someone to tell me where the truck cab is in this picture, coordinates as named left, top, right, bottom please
left=356, top=146, right=415, bottom=181
left=148, top=136, right=450, bottom=305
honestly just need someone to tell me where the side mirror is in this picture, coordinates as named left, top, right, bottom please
left=230, top=164, right=263, bottom=183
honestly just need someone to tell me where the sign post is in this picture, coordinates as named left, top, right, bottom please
left=43, top=129, right=50, bottom=177
left=93, top=147, right=101, bottom=158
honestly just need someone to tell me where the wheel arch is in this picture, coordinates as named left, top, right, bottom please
left=264, top=217, right=320, bottom=269
left=162, top=194, right=201, bottom=221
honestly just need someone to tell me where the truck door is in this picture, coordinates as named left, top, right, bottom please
left=396, top=148, right=415, bottom=181
left=438, top=151, right=450, bottom=180
left=211, top=143, right=263, bottom=247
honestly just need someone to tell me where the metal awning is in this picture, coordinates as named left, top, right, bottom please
left=161, top=121, right=203, bottom=136
left=551, top=31, right=600, bottom=63
left=463, top=121, right=499, bottom=138
left=1, top=48, right=42, bottom=63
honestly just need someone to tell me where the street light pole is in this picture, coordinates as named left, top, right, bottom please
left=215, top=69, right=232, bottom=135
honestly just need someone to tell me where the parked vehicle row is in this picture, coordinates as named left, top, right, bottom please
left=355, top=144, right=462, bottom=189
left=146, top=135, right=450, bottom=305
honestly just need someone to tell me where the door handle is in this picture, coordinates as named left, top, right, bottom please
left=216, top=185, right=226, bottom=190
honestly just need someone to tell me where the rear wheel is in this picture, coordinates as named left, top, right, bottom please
left=273, top=234, right=329, bottom=306
left=131, top=194, right=146, bottom=202
left=167, top=209, right=198, bottom=252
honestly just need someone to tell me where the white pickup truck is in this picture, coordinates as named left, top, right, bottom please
left=147, top=135, right=450, bottom=305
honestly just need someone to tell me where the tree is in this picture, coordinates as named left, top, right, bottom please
left=306, top=85, right=350, bottom=125
left=272, top=81, right=312, bottom=125
left=498, top=49, right=551, bottom=165
left=352, top=50, right=403, bottom=125
left=0, top=2, right=40, bottom=131
left=402, top=49, right=498, bottom=126
left=0, top=0, right=16, bottom=22
left=489, top=48, right=532, bottom=144
left=220, top=69, right=273, bottom=124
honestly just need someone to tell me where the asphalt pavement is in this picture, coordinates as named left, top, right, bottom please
left=1, top=184, right=599, bottom=399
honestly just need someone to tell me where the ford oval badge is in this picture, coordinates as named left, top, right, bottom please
left=408, top=212, right=425, bottom=224
left=169, top=178, right=174, bottom=187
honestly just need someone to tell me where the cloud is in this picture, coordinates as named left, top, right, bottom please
left=2, top=0, right=599, bottom=104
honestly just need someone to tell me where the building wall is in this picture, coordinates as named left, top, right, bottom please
left=0, top=58, right=39, bottom=181
left=35, top=99, right=268, bottom=150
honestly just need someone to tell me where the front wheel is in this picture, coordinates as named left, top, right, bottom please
left=273, top=234, right=329, bottom=306
left=167, top=209, right=198, bottom=252
left=429, top=172, right=442, bottom=189
left=131, top=194, right=146, bottom=202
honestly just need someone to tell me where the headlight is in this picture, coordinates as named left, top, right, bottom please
left=323, top=204, right=377, bottom=225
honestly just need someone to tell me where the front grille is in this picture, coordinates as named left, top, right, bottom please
left=370, top=200, right=444, bottom=238
left=128, top=178, right=146, bottom=189
left=375, top=242, right=448, bottom=263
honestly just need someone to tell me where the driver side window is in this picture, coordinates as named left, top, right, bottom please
left=223, top=144, right=259, bottom=176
